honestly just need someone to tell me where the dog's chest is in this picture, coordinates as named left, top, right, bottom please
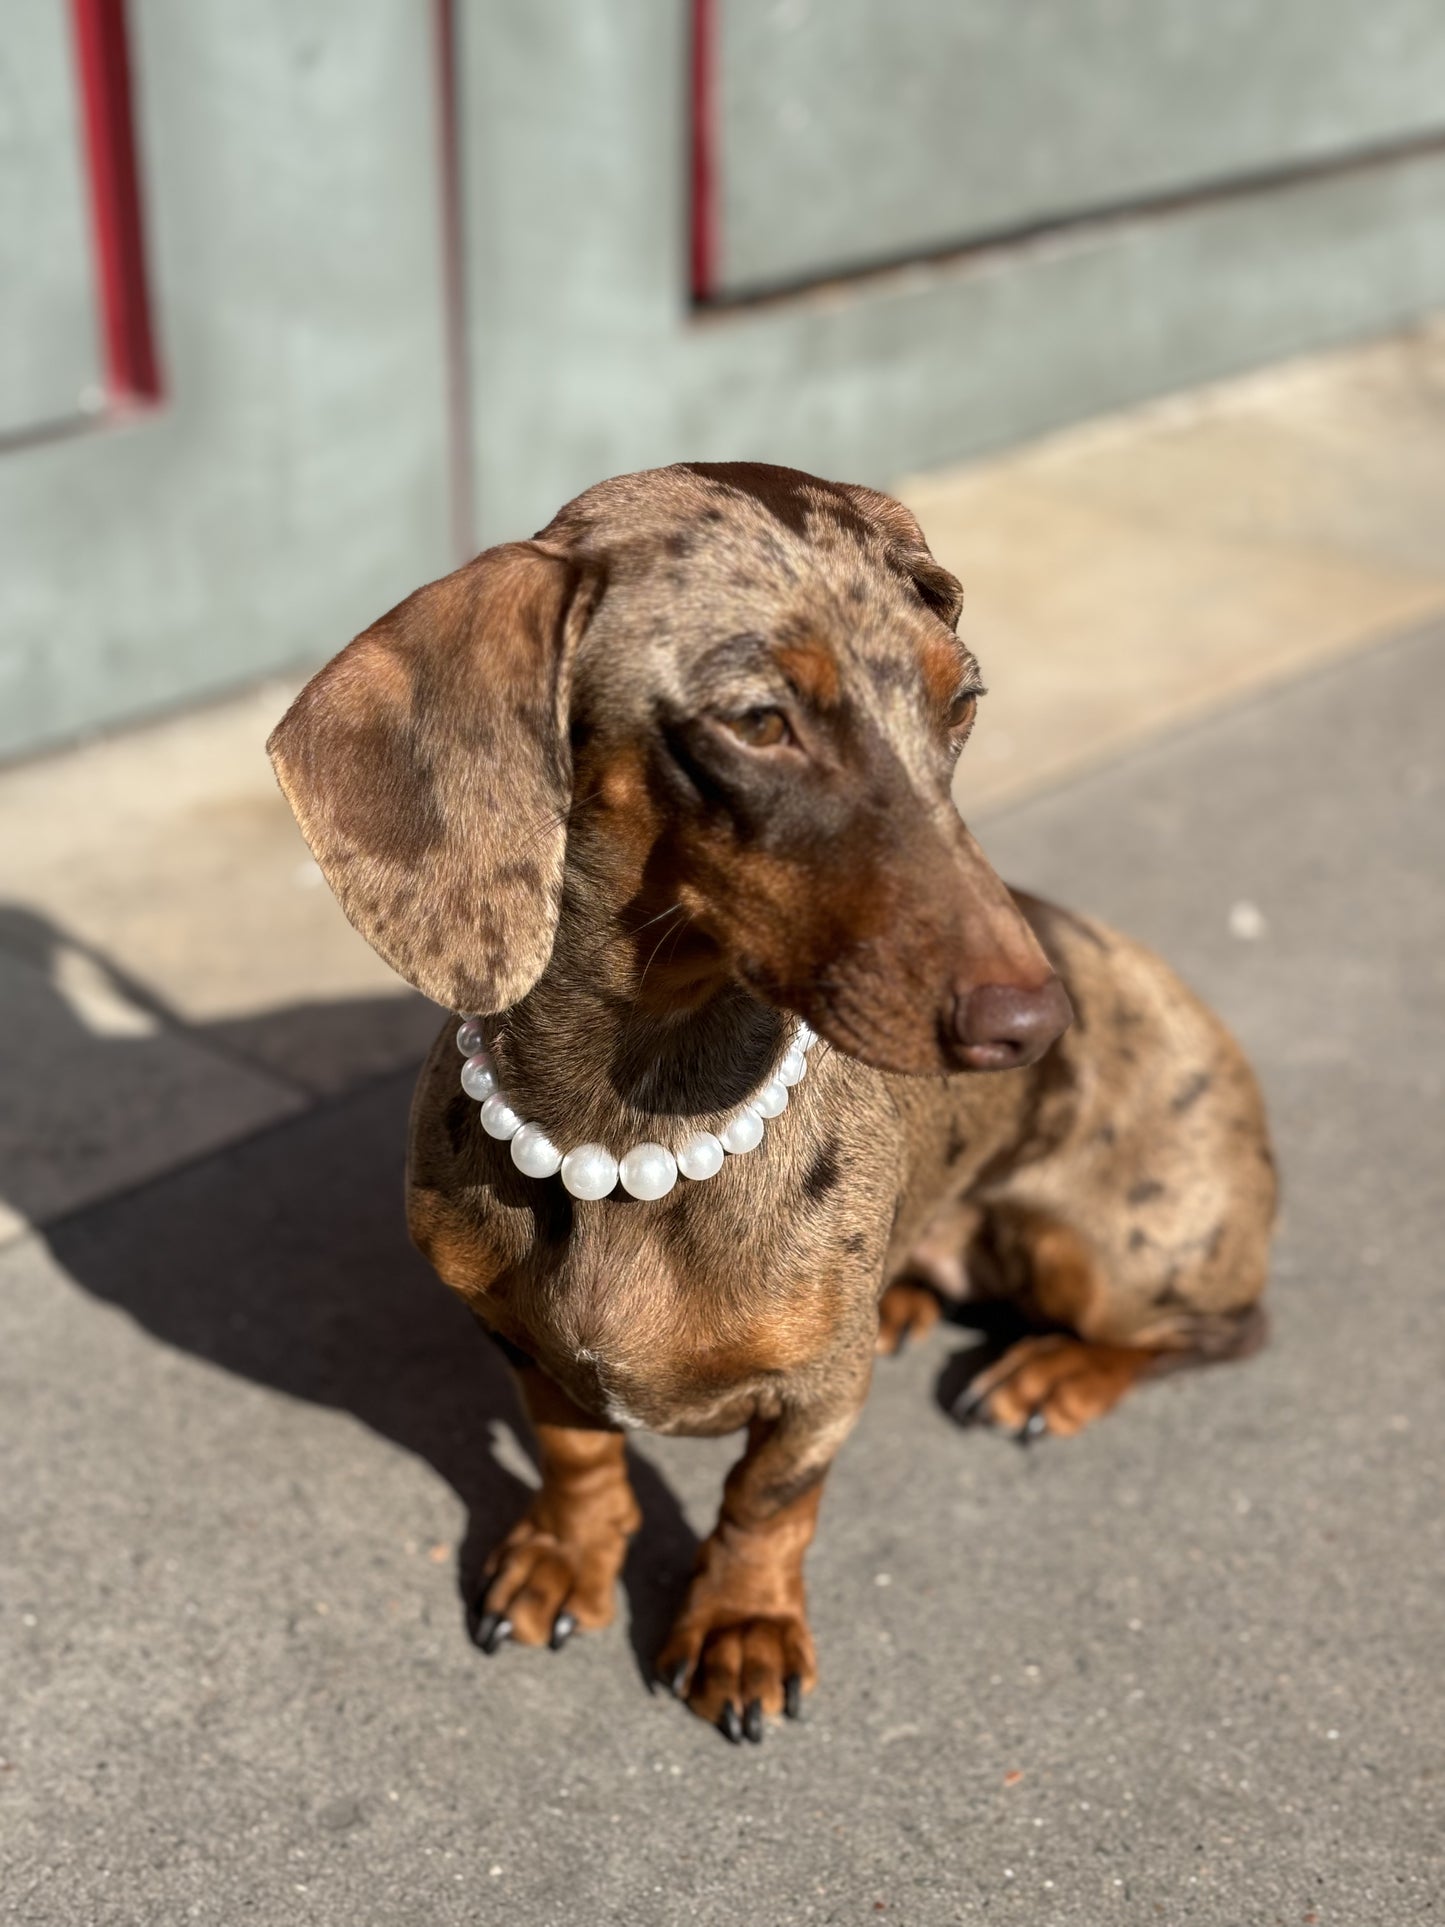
left=532, top=1210, right=855, bottom=1435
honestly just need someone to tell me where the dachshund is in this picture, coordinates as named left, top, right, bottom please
left=269, top=462, right=1275, bottom=1743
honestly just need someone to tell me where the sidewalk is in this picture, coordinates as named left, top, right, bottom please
left=2, top=329, right=1442, bottom=1924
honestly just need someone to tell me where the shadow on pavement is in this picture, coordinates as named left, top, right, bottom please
left=4, top=903, right=698, bottom=1690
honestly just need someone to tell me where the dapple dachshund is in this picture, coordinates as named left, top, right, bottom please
left=269, top=462, right=1275, bottom=1743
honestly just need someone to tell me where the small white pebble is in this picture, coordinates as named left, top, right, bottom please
left=1326, top=1729, right=1339, bottom=1740
left=489, top=1865, right=503, bottom=1877
left=874, top=1573, right=892, bottom=1588
left=1228, top=899, right=1266, bottom=941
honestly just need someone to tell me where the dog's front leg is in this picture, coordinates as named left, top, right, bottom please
left=657, top=1374, right=868, bottom=1742
left=473, top=1360, right=641, bottom=1655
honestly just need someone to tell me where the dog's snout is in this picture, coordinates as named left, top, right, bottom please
left=950, top=976, right=1073, bottom=1071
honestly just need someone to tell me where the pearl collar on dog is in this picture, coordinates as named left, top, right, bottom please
left=455, top=1016, right=818, bottom=1200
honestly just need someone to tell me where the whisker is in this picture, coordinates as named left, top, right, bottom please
left=627, top=897, right=690, bottom=939
left=635, top=906, right=687, bottom=998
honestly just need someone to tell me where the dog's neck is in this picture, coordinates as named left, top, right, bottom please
left=486, top=867, right=792, bottom=1145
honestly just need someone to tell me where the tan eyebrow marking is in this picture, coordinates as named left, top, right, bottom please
left=774, top=635, right=841, bottom=708
left=919, top=632, right=969, bottom=708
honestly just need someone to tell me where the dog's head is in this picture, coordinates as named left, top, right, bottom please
left=269, top=462, right=1069, bottom=1075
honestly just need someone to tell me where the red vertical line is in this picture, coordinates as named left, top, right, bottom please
left=434, top=0, right=476, bottom=562
left=70, top=0, right=162, bottom=404
left=689, top=0, right=718, bottom=304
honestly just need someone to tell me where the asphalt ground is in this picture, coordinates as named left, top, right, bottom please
left=3, top=621, right=1441, bottom=1926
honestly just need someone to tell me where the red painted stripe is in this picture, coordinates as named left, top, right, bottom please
left=689, top=0, right=717, bottom=304
left=71, top=0, right=162, bottom=403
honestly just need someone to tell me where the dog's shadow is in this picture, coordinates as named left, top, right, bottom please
left=4, top=904, right=696, bottom=1690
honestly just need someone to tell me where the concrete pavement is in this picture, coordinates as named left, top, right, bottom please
left=3, top=620, right=1441, bottom=1925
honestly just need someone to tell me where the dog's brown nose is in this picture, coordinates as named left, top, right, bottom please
left=951, top=976, right=1072, bottom=1071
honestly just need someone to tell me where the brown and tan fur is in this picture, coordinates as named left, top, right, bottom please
left=269, top=463, right=1275, bottom=1744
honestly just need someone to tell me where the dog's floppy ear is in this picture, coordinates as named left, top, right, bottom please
left=268, top=542, right=602, bottom=1014
left=836, top=483, right=965, bottom=630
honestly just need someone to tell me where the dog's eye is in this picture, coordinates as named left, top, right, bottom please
left=722, top=707, right=792, bottom=749
left=948, top=689, right=984, bottom=737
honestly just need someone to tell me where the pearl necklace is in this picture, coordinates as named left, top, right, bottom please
left=454, top=1015, right=819, bottom=1201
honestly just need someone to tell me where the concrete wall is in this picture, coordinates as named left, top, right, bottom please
left=715, top=0, right=1445, bottom=294
left=461, top=1, right=1445, bottom=547
left=2, top=0, right=1444, bottom=760
left=0, top=3, right=452, bottom=762
left=0, top=6, right=101, bottom=434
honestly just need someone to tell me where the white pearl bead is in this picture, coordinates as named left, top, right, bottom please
left=460, top=1052, right=498, bottom=1101
left=560, top=1143, right=619, bottom=1200
left=720, top=1106, right=765, bottom=1154
left=777, top=1045, right=808, bottom=1086
left=618, top=1142, right=678, bottom=1199
left=795, top=1020, right=818, bottom=1052
left=753, top=1078, right=789, bottom=1119
left=456, top=1018, right=485, bottom=1056
left=511, top=1122, right=563, bottom=1178
left=479, top=1093, right=523, bottom=1140
left=676, top=1131, right=725, bottom=1180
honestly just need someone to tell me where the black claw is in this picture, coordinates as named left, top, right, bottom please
left=550, top=1611, right=577, bottom=1651
left=719, top=1701, right=744, bottom=1745
left=743, top=1699, right=764, bottom=1743
left=951, top=1382, right=991, bottom=1427
left=664, top=1658, right=690, bottom=1699
left=475, top=1611, right=512, bottom=1654
left=784, top=1674, right=802, bottom=1720
left=1017, top=1410, right=1048, bottom=1447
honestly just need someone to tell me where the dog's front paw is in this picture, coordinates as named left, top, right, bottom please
left=658, top=1604, right=814, bottom=1742
left=656, top=1521, right=817, bottom=1742
left=472, top=1502, right=635, bottom=1654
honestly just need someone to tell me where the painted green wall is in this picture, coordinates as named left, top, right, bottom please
left=2, top=1, right=1444, bottom=760
left=0, top=2, right=452, bottom=762
left=716, top=0, right=1445, bottom=294
left=461, top=1, right=1445, bottom=548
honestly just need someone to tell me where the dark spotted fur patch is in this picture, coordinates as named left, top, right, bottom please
left=1172, top=1070, right=1213, bottom=1113
left=802, top=1140, right=841, bottom=1206
left=1128, top=1178, right=1166, bottom=1205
